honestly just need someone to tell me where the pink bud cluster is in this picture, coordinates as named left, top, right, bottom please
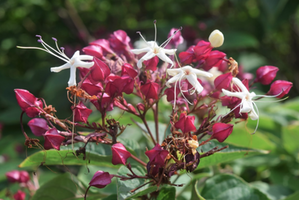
left=14, top=23, right=293, bottom=197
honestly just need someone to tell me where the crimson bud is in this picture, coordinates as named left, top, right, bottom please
left=256, top=66, right=279, bottom=85
left=13, top=190, right=26, bottom=200
left=267, top=80, right=293, bottom=98
left=174, top=113, right=196, bottom=133
left=15, top=89, right=43, bottom=118
left=28, top=118, right=48, bottom=137
left=44, top=128, right=65, bottom=150
left=211, top=123, right=234, bottom=142
left=73, top=102, right=92, bottom=123
left=111, top=143, right=131, bottom=165
left=89, top=170, right=112, bottom=188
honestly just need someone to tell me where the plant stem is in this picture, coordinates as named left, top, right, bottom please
left=141, top=116, right=157, bottom=145
left=130, top=154, right=147, bottom=166
left=153, top=102, right=159, bottom=144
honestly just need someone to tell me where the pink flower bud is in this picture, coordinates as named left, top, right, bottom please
left=136, top=103, right=145, bottom=111
left=214, top=72, right=233, bottom=90
left=111, top=143, right=131, bottom=165
left=127, top=104, right=138, bottom=115
left=179, top=45, right=195, bottom=65
left=89, top=57, right=111, bottom=83
left=140, top=81, right=159, bottom=100
left=109, top=30, right=130, bottom=51
left=211, top=123, right=234, bottom=142
left=13, top=190, right=26, bottom=200
left=255, top=66, right=279, bottom=85
left=73, top=102, right=92, bottom=123
left=19, top=171, right=30, bottom=183
left=145, top=144, right=169, bottom=166
left=28, top=118, right=48, bottom=137
left=194, top=41, right=212, bottom=61
left=164, top=87, right=180, bottom=102
left=90, top=39, right=114, bottom=54
left=174, top=113, right=196, bottom=133
left=6, top=170, right=30, bottom=183
left=89, top=170, right=112, bottom=188
left=14, top=89, right=43, bottom=118
left=80, top=80, right=103, bottom=96
left=82, top=45, right=105, bottom=60
left=44, top=128, right=65, bottom=150
left=203, top=50, right=226, bottom=71
left=143, top=56, right=159, bottom=71
left=121, top=63, right=138, bottom=78
left=267, top=80, right=292, bottom=98
left=167, top=28, right=184, bottom=48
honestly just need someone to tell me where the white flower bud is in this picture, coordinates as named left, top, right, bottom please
left=208, top=29, right=224, bottom=48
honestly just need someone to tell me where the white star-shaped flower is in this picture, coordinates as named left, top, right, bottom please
left=18, top=35, right=94, bottom=86
left=131, top=21, right=178, bottom=68
left=222, top=77, right=285, bottom=133
left=222, top=77, right=258, bottom=120
left=166, top=65, right=213, bottom=107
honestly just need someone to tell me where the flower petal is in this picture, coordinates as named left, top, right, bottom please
left=185, top=74, right=203, bottom=93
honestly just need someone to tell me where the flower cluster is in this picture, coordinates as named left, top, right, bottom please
left=15, top=21, right=292, bottom=199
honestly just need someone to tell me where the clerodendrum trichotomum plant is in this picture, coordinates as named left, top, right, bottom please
left=11, top=20, right=293, bottom=200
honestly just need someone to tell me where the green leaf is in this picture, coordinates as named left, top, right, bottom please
left=200, top=174, right=270, bottom=200
left=116, top=165, right=148, bottom=200
left=197, top=140, right=268, bottom=169
left=283, top=191, right=299, bottom=200
left=251, top=181, right=293, bottom=200
left=31, top=173, right=85, bottom=200
left=224, top=124, right=276, bottom=151
left=282, top=124, right=299, bottom=155
left=157, top=187, right=176, bottom=200
left=19, top=149, right=115, bottom=168
left=128, top=186, right=158, bottom=199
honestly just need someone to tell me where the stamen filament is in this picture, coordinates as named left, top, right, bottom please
left=153, top=20, right=157, bottom=43
left=160, top=27, right=182, bottom=48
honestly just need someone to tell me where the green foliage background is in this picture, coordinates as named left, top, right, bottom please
left=1, top=0, right=299, bottom=199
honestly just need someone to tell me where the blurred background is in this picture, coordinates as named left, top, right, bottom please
left=1, top=0, right=299, bottom=198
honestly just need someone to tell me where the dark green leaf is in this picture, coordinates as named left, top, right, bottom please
left=251, top=181, right=293, bottom=200
left=197, top=140, right=268, bottom=169
left=200, top=174, right=270, bottom=200
left=157, top=187, right=176, bottom=200
left=31, top=173, right=85, bottom=200
left=116, top=165, right=148, bottom=200
left=19, top=149, right=115, bottom=168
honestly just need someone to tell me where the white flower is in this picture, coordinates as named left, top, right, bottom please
left=222, top=77, right=258, bottom=120
left=222, top=77, right=285, bottom=133
left=17, top=35, right=94, bottom=86
left=166, top=65, right=213, bottom=106
left=131, top=21, right=178, bottom=68
left=208, top=29, right=224, bottom=48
